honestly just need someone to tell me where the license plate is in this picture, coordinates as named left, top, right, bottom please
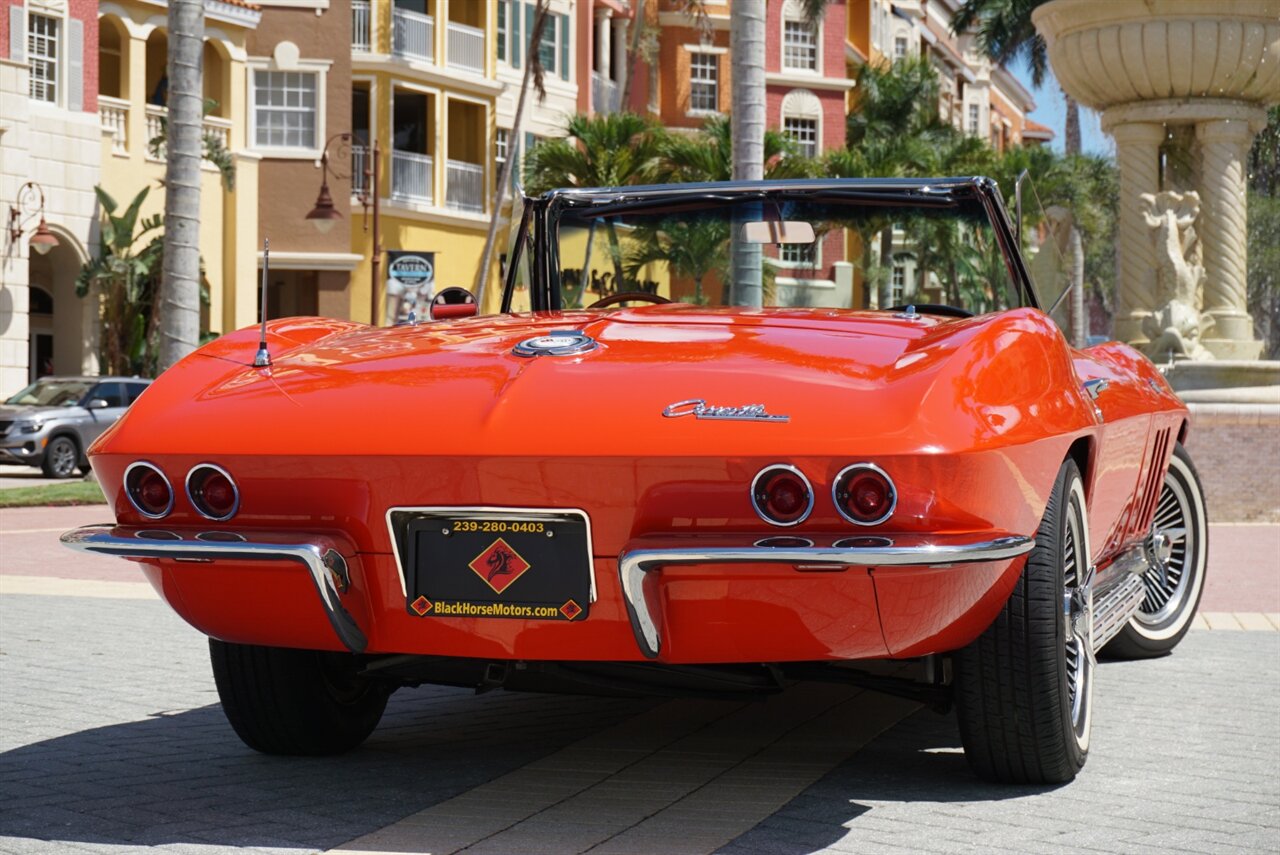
left=389, top=509, right=592, bottom=622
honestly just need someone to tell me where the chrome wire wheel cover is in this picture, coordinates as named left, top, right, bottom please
left=1137, top=463, right=1198, bottom=628
left=1061, top=479, right=1095, bottom=751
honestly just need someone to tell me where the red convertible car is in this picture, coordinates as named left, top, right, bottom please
left=63, top=178, right=1206, bottom=784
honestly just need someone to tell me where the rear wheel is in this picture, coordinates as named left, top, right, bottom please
left=41, top=436, right=79, bottom=478
left=954, top=458, right=1094, bottom=784
left=1103, top=443, right=1207, bottom=659
left=209, top=639, right=393, bottom=755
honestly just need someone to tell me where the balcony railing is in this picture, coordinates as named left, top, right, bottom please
left=352, top=0, right=371, bottom=51
left=391, top=149, right=433, bottom=203
left=446, top=20, right=484, bottom=73
left=392, top=8, right=434, bottom=62
left=99, top=95, right=128, bottom=155
left=592, top=72, right=620, bottom=115
left=446, top=159, right=484, bottom=214
left=144, top=105, right=234, bottom=160
left=351, top=144, right=369, bottom=195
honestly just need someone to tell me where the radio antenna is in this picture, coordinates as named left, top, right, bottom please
left=254, top=238, right=271, bottom=368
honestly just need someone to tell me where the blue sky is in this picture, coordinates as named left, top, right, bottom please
left=1010, top=56, right=1114, bottom=158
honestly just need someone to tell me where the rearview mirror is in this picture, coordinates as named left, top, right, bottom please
left=430, top=287, right=479, bottom=321
left=740, top=221, right=815, bottom=245
left=85, top=398, right=110, bottom=410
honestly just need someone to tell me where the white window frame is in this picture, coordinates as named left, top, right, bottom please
left=688, top=50, right=720, bottom=115
left=495, top=127, right=508, bottom=170
left=894, top=35, right=907, bottom=59
left=783, top=116, right=818, bottom=158
left=782, top=19, right=818, bottom=72
left=535, top=10, right=567, bottom=78
left=891, top=265, right=906, bottom=305
left=27, top=11, right=61, bottom=105
left=247, top=52, right=331, bottom=159
left=779, top=239, right=821, bottom=268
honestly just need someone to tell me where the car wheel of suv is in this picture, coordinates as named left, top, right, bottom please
left=1103, top=443, right=1207, bottom=660
left=41, top=436, right=80, bottom=478
left=953, top=458, right=1094, bottom=784
left=209, top=639, right=393, bottom=755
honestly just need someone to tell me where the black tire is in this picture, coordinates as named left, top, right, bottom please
left=41, top=435, right=80, bottom=478
left=954, top=458, right=1093, bottom=784
left=1103, top=443, right=1208, bottom=660
left=209, top=639, right=393, bottom=755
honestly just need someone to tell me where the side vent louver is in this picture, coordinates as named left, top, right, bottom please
left=1135, top=428, right=1172, bottom=532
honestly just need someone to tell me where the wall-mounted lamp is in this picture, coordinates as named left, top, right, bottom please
left=8, top=182, right=60, bottom=256
left=305, top=132, right=383, bottom=325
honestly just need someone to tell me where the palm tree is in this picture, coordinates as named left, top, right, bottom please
left=157, top=0, right=203, bottom=370
left=846, top=55, right=952, bottom=149
left=77, top=187, right=164, bottom=375
left=658, top=116, right=815, bottom=183
left=523, top=112, right=666, bottom=292
left=728, top=0, right=766, bottom=306
left=950, top=0, right=1080, bottom=155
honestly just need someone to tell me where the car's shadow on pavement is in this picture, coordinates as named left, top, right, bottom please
left=0, top=685, right=655, bottom=851
left=0, top=678, right=1052, bottom=854
left=720, top=708, right=1063, bottom=855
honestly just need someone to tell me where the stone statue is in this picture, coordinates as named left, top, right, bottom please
left=1141, top=191, right=1214, bottom=362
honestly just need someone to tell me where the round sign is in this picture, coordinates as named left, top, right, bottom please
left=512, top=331, right=597, bottom=357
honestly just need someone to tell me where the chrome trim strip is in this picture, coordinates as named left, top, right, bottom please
left=831, top=462, right=898, bottom=527
left=1091, top=574, right=1144, bottom=653
left=750, top=464, right=815, bottom=527
left=123, top=461, right=175, bottom=520
left=618, top=534, right=1035, bottom=659
left=384, top=506, right=597, bottom=602
left=185, top=463, right=241, bottom=522
left=59, top=525, right=366, bottom=653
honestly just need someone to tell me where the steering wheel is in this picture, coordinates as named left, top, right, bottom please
left=587, top=291, right=672, bottom=309
left=885, top=303, right=974, bottom=319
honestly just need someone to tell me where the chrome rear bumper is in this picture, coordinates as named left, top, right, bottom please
left=618, top=533, right=1035, bottom=659
left=60, top=525, right=366, bottom=653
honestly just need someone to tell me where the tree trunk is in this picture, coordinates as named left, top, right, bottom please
left=728, top=0, right=765, bottom=306
left=1063, top=92, right=1081, bottom=156
left=473, top=0, right=547, bottom=309
left=1068, top=219, right=1087, bottom=347
left=879, top=227, right=893, bottom=308
left=618, top=0, right=646, bottom=110
left=158, top=0, right=204, bottom=371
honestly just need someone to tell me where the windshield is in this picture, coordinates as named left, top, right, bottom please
left=5, top=378, right=93, bottom=407
left=552, top=190, right=1022, bottom=315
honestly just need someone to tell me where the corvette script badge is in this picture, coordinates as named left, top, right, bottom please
left=662, top=399, right=790, bottom=423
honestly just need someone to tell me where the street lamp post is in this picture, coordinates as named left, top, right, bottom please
left=306, top=133, right=383, bottom=326
left=7, top=182, right=60, bottom=257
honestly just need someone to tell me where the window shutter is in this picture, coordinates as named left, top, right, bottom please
left=67, top=18, right=84, bottom=111
left=511, top=0, right=521, bottom=68
left=559, top=14, right=568, bottom=81
left=9, top=7, right=24, bottom=63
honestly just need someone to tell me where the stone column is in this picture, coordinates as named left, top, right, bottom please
left=596, top=10, right=612, bottom=81
left=1196, top=117, right=1263, bottom=360
left=1106, top=119, right=1164, bottom=346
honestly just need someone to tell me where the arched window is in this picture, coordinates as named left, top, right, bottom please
left=781, top=89, right=822, bottom=158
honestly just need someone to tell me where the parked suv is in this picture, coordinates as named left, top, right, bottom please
left=0, top=376, right=152, bottom=478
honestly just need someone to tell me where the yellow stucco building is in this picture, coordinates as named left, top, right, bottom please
left=96, top=0, right=261, bottom=338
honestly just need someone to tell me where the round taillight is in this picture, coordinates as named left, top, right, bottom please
left=833, top=464, right=896, bottom=526
left=751, top=464, right=814, bottom=527
left=186, top=464, right=240, bottom=521
left=124, top=462, right=174, bottom=519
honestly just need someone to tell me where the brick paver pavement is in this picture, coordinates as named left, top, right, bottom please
left=2, top=507, right=1278, bottom=854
